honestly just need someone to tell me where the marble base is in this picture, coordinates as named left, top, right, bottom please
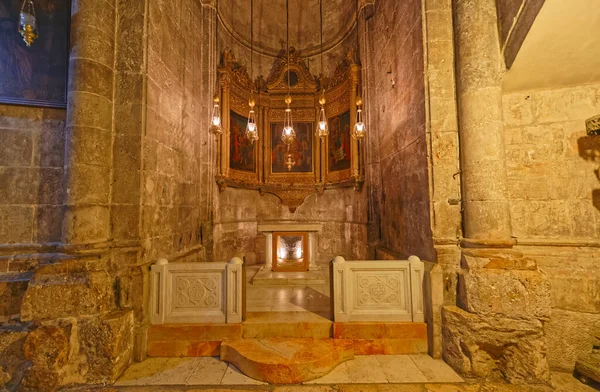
left=220, top=337, right=354, bottom=384
left=251, top=265, right=327, bottom=286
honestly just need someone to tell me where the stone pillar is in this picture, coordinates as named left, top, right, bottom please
left=453, top=0, right=512, bottom=243
left=62, top=0, right=116, bottom=246
left=308, top=232, right=319, bottom=270
left=264, top=232, right=273, bottom=268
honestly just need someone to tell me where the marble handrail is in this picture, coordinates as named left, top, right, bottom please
left=150, top=257, right=244, bottom=324
left=332, top=256, right=424, bottom=323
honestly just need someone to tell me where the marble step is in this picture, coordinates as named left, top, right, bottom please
left=243, top=311, right=332, bottom=338
left=220, top=337, right=354, bottom=384
left=147, top=324, right=242, bottom=357
left=333, top=321, right=428, bottom=355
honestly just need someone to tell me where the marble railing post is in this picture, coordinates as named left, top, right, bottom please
left=453, top=0, right=513, bottom=244
left=62, top=0, right=116, bottom=246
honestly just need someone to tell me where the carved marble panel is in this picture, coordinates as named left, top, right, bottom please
left=150, top=258, right=244, bottom=324
left=332, top=256, right=424, bottom=322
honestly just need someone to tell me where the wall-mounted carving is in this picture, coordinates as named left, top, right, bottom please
left=215, top=49, right=365, bottom=211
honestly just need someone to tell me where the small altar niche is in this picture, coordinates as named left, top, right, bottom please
left=258, top=224, right=321, bottom=271
left=214, top=48, right=365, bottom=212
left=252, top=224, right=325, bottom=285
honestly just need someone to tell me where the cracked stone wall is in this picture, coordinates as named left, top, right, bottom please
left=503, top=83, right=600, bottom=371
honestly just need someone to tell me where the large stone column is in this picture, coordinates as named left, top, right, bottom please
left=62, top=0, right=116, bottom=247
left=453, top=0, right=512, bottom=244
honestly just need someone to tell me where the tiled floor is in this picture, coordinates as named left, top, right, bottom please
left=116, top=355, right=464, bottom=386
left=246, top=264, right=331, bottom=315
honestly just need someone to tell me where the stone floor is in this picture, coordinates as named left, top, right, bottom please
left=115, top=355, right=463, bottom=386
left=246, top=264, right=331, bottom=316
left=66, top=371, right=596, bottom=391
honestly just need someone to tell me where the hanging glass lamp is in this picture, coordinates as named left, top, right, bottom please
left=209, top=95, right=222, bottom=135
left=353, top=96, right=366, bottom=140
left=19, top=0, right=38, bottom=47
left=317, top=93, right=329, bottom=138
left=246, top=97, right=259, bottom=143
left=282, top=95, right=296, bottom=146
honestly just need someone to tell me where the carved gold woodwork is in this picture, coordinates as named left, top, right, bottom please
left=215, top=49, right=365, bottom=211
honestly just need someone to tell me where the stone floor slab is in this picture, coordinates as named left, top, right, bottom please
left=410, top=354, right=464, bottom=383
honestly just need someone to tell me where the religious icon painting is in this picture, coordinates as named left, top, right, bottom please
left=270, top=122, right=313, bottom=173
left=229, top=110, right=256, bottom=172
left=328, top=110, right=352, bottom=172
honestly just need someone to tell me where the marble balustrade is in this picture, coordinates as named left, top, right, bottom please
left=150, top=257, right=244, bottom=324
left=332, top=256, right=425, bottom=322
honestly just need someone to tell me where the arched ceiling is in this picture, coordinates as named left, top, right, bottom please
left=218, top=0, right=357, bottom=57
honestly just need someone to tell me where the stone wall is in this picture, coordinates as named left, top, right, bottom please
left=143, top=0, right=215, bottom=264
left=364, top=0, right=434, bottom=261
left=0, top=106, right=65, bottom=247
left=503, top=83, right=600, bottom=371
left=0, top=105, right=65, bottom=325
left=213, top=187, right=368, bottom=265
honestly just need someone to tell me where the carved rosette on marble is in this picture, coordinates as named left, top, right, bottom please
left=175, top=276, right=219, bottom=309
left=357, top=275, right=402, bottom=306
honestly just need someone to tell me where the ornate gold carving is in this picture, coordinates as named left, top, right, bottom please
left=261, top=187, right=317, bottom=213
left=269, top=108, right=316, bottom=122
left=215, top=49, right=364, bottom=210
left=220, top=50, right=254, bottom=91
left=266, top=47, right=317, bottom=92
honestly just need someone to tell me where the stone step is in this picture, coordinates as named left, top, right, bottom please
left=243, top=311, right=332, bottom=338
left=147, top=323, right=242, bottom=357
left=220, top=337, right=354, bottom=384
left=333, top=321, right=428, bottom=355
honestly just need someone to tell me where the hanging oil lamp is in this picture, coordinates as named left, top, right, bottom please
left=209, top=95, right=223, bottom=135
left=317, top=92, right=328, bottom=138
left=19, top=0, right=38, bottom=47
left=282, top=95, right=296, bottom=146
left=246, top=96, right=258, bottom=143
left=353, top=96, right=366, bottom=140
left=316, top=0, right=329, bottom=138
left=281, top=0, right=296, bottom=147
left=245, top=0, right=259, bottom=143
left=209, top=0, right=222, bottom=135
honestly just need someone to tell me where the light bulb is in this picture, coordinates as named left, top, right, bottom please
left=211, top=116, right=221, bottom=127
left=283, top=126, right=293, bottom=135
left=318, top=121, right=327, bottom=131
